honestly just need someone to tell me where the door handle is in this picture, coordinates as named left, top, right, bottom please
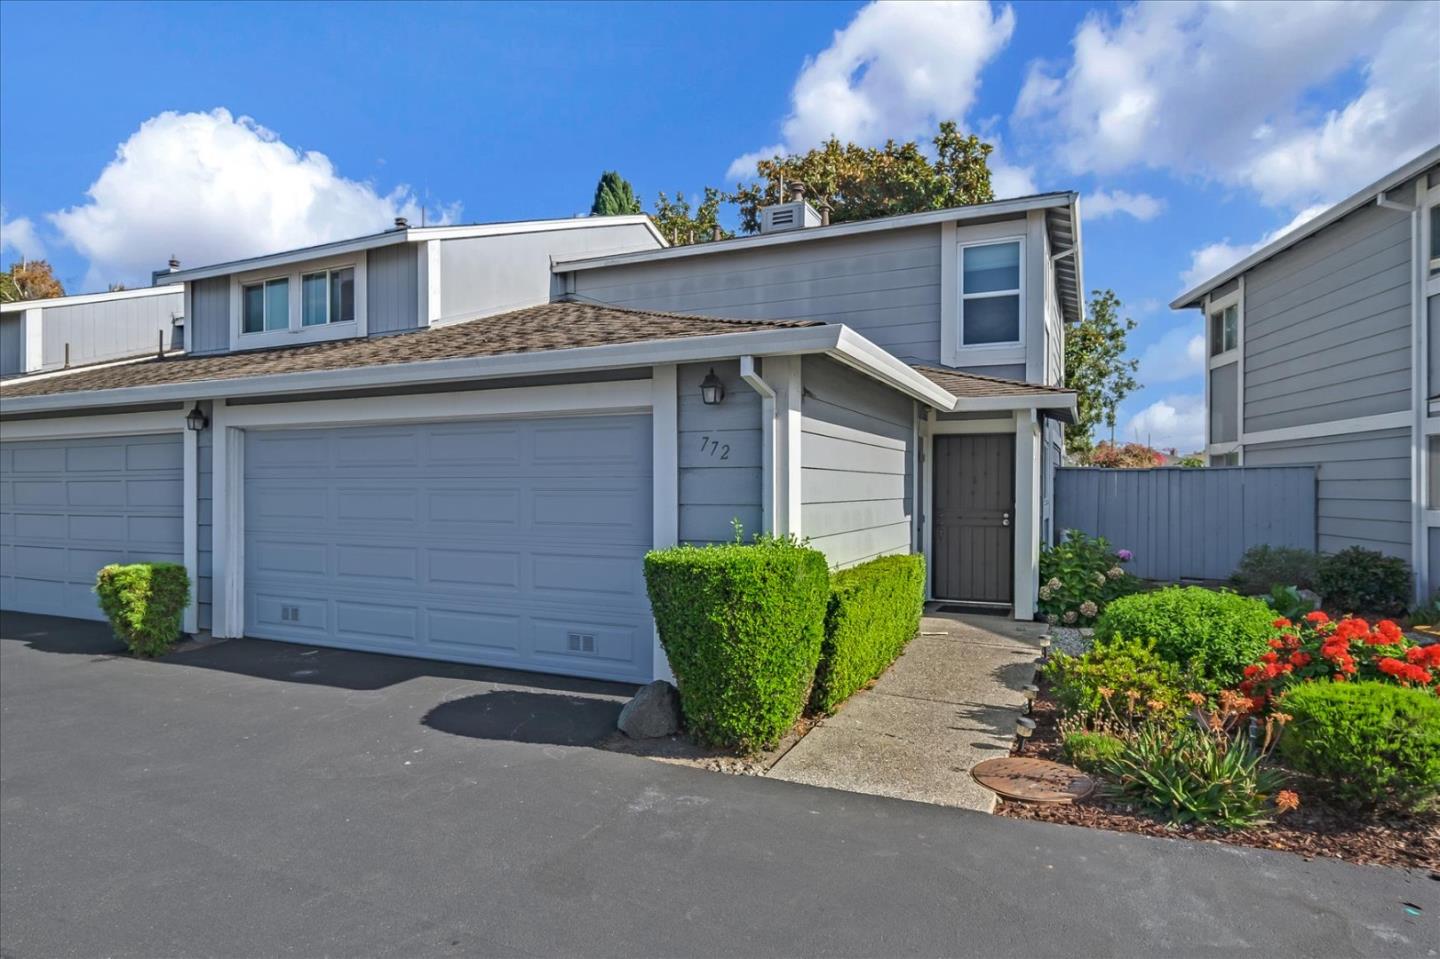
left=1001, top=512, right=1011, bottom=527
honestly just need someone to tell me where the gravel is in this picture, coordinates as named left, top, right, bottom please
left=1049, top=626, right=1095, bottom=657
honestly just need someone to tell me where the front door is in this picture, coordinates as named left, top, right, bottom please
left=933, top=434, right=1015, bottom=604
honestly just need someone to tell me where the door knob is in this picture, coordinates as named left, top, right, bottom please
left=1002, top=512, right=1011, bottom=527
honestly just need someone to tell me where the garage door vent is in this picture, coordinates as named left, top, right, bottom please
left=281, top=606, right=302, bottom=622
left=567, top=632, right=596, bottom=654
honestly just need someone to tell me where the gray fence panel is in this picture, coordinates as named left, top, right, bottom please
left=1053, top=466, right=1316, bottom=581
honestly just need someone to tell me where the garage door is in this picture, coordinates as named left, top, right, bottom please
left=243, top=414, right=654, bottom=682
left=0, top=433, right=184, bottom=620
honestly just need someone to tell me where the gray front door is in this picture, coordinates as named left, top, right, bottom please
left=242, top=413, right=654, bottom=682
left=0, top=433, right=184, bottom=620
left=933, top=434, right=1014, bottom=604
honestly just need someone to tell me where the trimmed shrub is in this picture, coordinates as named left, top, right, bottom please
left=644, top=537, right=829, bottom=752
left=94, top=562, right=191, bottom=657
left=1278, top=681, right=1440, bottom=810
left=1063, top=730, right=1126, bottom=773
left=1043, top=637, right=1191, bottom=726
left=812, top=554, right=926, bottom=714
left=1093, top=587, right=1274, bottom=689
left=1230, top=545, right=1318, bottom=594
left=1315, top=546, right=1412, bottom=617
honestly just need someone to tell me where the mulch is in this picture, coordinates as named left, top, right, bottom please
left=994, top=682, right=1440, bottom=873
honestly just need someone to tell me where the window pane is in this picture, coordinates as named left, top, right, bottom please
left=1224, top=305, right=1238, bottom=352
left=963, top=242, right=1020, bottom=294
left=1430, top=205, right=1439, bottom=268
left=962, top=294, right=1020, bottom=344
left=264, top=278, right=289, bottom=331
left=242, top=284, right=265, bottom=334
left=1209, top=308, right=1230, bottom=356
left=301, top=273, right=328, bottom=326
left=330, top=268, right=355, bottom=323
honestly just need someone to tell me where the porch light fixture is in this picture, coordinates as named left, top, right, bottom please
left=185, top=404, right=208, bottom=432
left=699, top=368, right=725, bottom=405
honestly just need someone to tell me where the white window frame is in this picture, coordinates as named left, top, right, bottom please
left=1204, top=285, right=1242, bottom=458
left=958, top=235, right=1026, bottom=352
left=299, top=266, right=357, bottom=328
left=1208, top=299, right=1239, bottom=359
left=229, top=251, right=368, bottom=351
left=240, top=276, right=291, bottom=335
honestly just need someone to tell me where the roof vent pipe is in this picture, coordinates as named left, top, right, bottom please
left=167, top=256, right=180, bottom=272
left=789, top=180, right=807, bottom=203
left=393, top=216, right=409, bottom=231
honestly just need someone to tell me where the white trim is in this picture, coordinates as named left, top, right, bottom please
left=0, top=408, right=184, bottom=441
left=0, top=283, right=183, bottom=313
left=939, top=221, right=959, bottom=367
left=910, top=402, right=922, bottom=555
left=739, top=356, right=777, bottom=534
left=182, top=424, right=198, bottom=635
left=21, top=307, right=42, bottom=373
left=425, top=240, right=442, bottom=326
left=1012, top=409, right=1040, bottom=622
left=950, top=393, right=1078, bottom=416
left=211, top=405, right=245, bottom=638
left=650, top=364, right=678, bottom=683
left=228, top=251, right=367, bottom=351
left=921, top=408, right=935, bottom=598
left=1240, top=410, right=1413, bottom=447
left=957, top=235, right=1027, bottom=355
left=1412, top=177, right=1429, bottom=600
left=773, top=356, right=803, bottom=537
left=831, top=327, right=956, bottom=409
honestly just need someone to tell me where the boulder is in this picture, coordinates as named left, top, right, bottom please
left=618, top=680, right=681, bottom=739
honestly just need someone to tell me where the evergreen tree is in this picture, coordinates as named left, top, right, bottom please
left=589, top=171, right=643, bottom=216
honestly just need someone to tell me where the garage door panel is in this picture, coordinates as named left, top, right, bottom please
left=426, top=608, right=522, bottom=653
left=12, top=481, right=63, bottom=506
left=68, top=480, right=125, bottom=507
left=11, top=447, right=63, bottom=472
left=127, top=478, right=182, bottom=506
left=335, top=600, right=420, bottom=644
left=427, top=488, right=522, bottom=526
left=334, top=430, right=419, bottom=466
left=70, top=514, right=125, bottom=540
left=14, top=513, right=64, bottom=538
left=530, top=617, right=644, bottom=669
left=425, top=426, right=522, bottom=465
left=531, top=552, right=646, bottom=600
left=14, top=544, right=66, bottom=577
left=336, top=488, right=418, bottom=523
left=424, top=549, right=521, bottom=590
left=127, top=515, right=183, bottom=544
left=533, top=420, right=651, bottom=465
left=67, top=444, right=126, bottom=472
left=125, top=440, right=183, bottom=471
left=251, top=592, right=330, bottom=635
left=250, top=538, right=329, bottom=577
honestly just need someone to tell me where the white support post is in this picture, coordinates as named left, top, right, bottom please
left=21, top=307, right=42, bottom=373
left=210, top=401, right=245, bottom=639
left=182, top=417, right=199, bottom=635
left=1013, top=409, right=1041, bottom=621
left=650, top=365, right=678, bottom=682
left=769, top=356, right=804, bottom=537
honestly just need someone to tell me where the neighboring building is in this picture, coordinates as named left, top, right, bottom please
left=0, top=201, right=1077, bottom=685
left=1172, top=145, right=1440, bottom=599
left=0, top=284, right=184, bottom=378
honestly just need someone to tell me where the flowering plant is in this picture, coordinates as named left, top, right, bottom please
left=1238, top=610, right=1440, bottom=708
left=1037, top=530, right=1140, bottom=627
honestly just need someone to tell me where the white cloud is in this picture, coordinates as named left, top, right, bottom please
left=1083, top=188, right=1164, bottom=221
left=1180, top=203, right=1327, bottom=290
left=0, top=207, right=43, bottom=260
left=1123, top=393, right=1205, bottom=452
left=726, top=1, right=1016, bottom=179
left=48, top=108, right=457, bottom=289
left=1137, top=327, right=1204, bottom=385
left=989, top=154, right=1037, bottom=199
left=1016, top=1, right=1438, bottom=209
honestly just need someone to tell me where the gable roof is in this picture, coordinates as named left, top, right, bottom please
left=1172, top=144, right=1440, bottom=310
left=911, top=364, right=1077, bottom=422
left=0, top=283, right=183, bottom=313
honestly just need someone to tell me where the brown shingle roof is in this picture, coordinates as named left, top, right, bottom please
left=0, top=302, right=820, bottom=400
left=910, top=363, right=1076, bottom=400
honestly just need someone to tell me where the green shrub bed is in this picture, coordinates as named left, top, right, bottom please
left=812, top=554, right=926, bottom=714
left=1093, top=586, right=1273, bottom=689
left=644, top=537, right=829, bottom=752
left=94, top=562, right=190, bottom=657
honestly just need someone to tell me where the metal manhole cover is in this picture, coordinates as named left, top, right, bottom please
left=971, top=757, right=1095, bottom=804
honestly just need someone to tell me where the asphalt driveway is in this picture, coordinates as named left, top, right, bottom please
left=1, top=614, right=1434, bottom=959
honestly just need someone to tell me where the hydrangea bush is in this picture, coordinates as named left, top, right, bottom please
left=1037, top=530, right=1139, bottom=627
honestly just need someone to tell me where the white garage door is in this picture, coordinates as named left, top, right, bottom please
left=0, top=433, right=184, bottom=620
left=243, top=413, right=655, bottom=682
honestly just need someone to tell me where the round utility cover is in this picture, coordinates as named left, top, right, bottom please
left=971, top=757, right=1095, bottom=804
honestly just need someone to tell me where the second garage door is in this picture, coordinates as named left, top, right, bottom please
left=243, top=413, right=654, bottom=682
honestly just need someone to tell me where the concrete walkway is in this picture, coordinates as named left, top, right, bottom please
left=768, top=610, right=1046, bottom=810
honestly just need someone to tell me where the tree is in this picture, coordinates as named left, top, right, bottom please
left=1085, top=441, right=1164, bottom=468
left=650, top=187, right=733, bottom=246
left=728, top=121, right=995, bottom=233
left=589, top=171, right=642, bottom=217
left=0, top=259, right=65, bottom=303
left=1064, top=289, right=1140, bottom=457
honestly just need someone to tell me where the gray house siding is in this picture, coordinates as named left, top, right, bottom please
left=367, top=244, right=418, bottom=334
left=32, top=292, right=183, bottom=371
left=1243, top=428, right=1410, bottom=559
left=0, top=315, right=20, bottom=377
left=1243, top=202, right=1412, bottom=434
left=571, top=226, right=945, bottom=364
left=677, top=360, right=761, bottom=544
left=189, top=277, right=231, bottom=356
left=800, top=356, right=914, bottom=568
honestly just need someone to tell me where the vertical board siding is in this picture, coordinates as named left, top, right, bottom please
left=367, top=243, right=419, bottom=334
left=188, top=277, right=231, bottom=355
left=800, top=356, right=914, bottom=568
left=677, top=360, right=762, bottom=544
left=37, top=292, right=183, bottom=370
left=1054, top=466, right=1316, bottom=581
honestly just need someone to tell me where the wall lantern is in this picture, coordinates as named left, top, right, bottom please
left=185, top=403, right=209, bottom=432
left=699, top=368, right=726, bottom=405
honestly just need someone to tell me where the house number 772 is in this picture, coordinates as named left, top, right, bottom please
left=699, top=435, right=730, bottom=460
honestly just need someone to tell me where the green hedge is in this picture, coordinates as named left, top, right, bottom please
left=94, top=562, right=191, bottom=657
left=644, top=538, right=829, bottom=752
left=1093, top=586, right=1274, bottom=689
left=812, top=554, right=926, bottom=714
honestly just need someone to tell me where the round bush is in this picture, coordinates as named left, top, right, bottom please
left=1278, top=681, right=1440, bottom=810
left=1093, top=587, right=1273, bottom=688
left=1315, top=546, right=1412, bottom=617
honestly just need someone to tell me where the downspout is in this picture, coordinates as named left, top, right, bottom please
left=739, top=355, right=776, bottom=535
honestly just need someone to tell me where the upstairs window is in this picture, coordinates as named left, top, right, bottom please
left=1209, top=303, right=1238, bottom=356
left=301, top=267, right=355, bottom=326
left=242, top=278, right=289, bottom=333
left=960, top=240, right=1023, bottom=346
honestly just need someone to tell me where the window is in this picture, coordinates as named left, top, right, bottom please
left=242, top=278, right=289, bottom=333
left=1209, top=303, right=1238, bottom=356
left=961, top=240, right=1022, bottom=346
left=301, top=267, right=355, bottom=327
left=1429, top=204, right=1439, bottom=276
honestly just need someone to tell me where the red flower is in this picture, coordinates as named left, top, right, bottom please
left=1272, top=618, right=1292, bottom=629
left=1305, top=610, right=1330, bottom=624
left=1261, top=651, right=1279, bottom=664
left=1289, top=651, right=1311, bottom=667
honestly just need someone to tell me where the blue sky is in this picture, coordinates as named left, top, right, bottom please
left=2, top=0, right=1436, bottom=450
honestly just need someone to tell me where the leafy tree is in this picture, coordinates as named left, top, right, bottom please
left=1065, top=289, right=1140, bottom=457
left=589, top=171, right=643, bottom=217
left=650, top=187, right=733, bottom=246
left=0, top=259, right=65, bottom=303
left=1085, top=442, right=1163, bottom=468
left=728, top=121, right=995, bottom=233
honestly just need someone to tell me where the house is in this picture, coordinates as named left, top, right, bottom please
left=0, top=198, right=1078, bottom=684
left=0, top=283, right=185, bottom=378
left=1172, top=145, right=1440, bottom=599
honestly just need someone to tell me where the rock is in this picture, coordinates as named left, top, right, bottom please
left=618, top=681, right=681, bottom=738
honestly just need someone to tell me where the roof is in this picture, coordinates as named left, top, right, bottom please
left=911, top=364, right=1077, bottom=422
left=0, top=283, right=184, bottom=313
left=163, top=215, right=667, bottom=284
left=553, top=192, right=1086, bottom=325
left=1172, top=144, right=1440, bottom=309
